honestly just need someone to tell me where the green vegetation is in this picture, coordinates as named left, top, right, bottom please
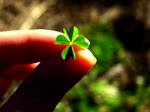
left=55, top=21, right=150, bottom=112
left=55, top=26, right=90, bottom=60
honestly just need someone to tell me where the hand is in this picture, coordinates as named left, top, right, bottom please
left=0, top=30, right=96, bottom=112
left=0, top=29, right=61, bottom=96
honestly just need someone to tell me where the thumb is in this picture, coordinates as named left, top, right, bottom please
left=0, top=33, right=96, bottom=112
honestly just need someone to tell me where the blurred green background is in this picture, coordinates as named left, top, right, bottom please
left=0, top=0, right=150, bottom=112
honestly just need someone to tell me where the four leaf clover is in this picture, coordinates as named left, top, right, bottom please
left=55, top=26, right=90, bottom=60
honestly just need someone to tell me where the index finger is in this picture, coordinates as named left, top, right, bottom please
left=0, top=30, right=60, bottom=65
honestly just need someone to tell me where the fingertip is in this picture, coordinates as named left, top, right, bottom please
left=78, top=49, right=97, bottom=66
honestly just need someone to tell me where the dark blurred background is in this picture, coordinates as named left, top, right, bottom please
left=0, top=0, right=150, bottom=112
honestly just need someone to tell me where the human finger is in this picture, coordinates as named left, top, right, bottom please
left=0, top=30, right=60, bottom=65
left=0, top=46, right=96, bottom=112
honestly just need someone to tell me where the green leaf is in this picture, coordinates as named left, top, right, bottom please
left=74, top=35, right=90, bottom=48
left=61, top=45, right=70, bottom=60
left=55, top=35, right=69, bottom=44
left=63, top=28, right=70, bottom=41
left=55, top=26, right=90, bottom=60
left=61, top=45, right=76, bottom=60
left=70, top=26, right=79, bottom=41
left=71, top=45, right=76, bottom=60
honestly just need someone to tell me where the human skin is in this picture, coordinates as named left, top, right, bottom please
left=0, top=30, right=96, bottom=112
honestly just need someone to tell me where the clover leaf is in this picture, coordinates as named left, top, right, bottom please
left=55, top=26, right=90, bottom=60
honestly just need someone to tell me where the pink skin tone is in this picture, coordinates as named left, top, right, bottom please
left=0, top=30, right=96, bottom=112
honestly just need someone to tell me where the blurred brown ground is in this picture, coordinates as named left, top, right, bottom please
left=0, top=0, right=149, bottom=30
